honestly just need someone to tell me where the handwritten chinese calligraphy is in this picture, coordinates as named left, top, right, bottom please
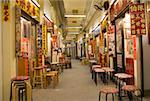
left=130, top=3, right=146, bottom=35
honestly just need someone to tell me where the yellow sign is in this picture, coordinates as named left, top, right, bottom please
left=16, top=0, right=40, bottom=22
left=42, top=18, right=48, bottom=56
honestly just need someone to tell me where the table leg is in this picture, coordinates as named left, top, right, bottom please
left=92, top=70, right=94, bottom=80
left=94, top=72, right=97, bottom=85
left=118, top=80, right=122, bottom=101
left=127, top=91, right=133, bottom=101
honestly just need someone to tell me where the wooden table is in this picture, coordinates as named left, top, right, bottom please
left=115, top=73, right=133, bottom=100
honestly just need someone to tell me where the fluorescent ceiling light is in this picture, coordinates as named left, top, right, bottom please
left=68, top=32, right=79, bottom=34
left=67, top=26, right=83, bottom=28
left=65, top=14, right=86, bottom=18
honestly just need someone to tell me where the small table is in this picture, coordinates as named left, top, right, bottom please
left=92, top=65, right=101, bottom=70
left=91, top=65, right=101, bottom=79
left=102, top=67, right=114, bottom=84
left=89, top=60, right=97, bottom=72
left=115, top=73, right=133, bottom=100
left=93, top=68, right=105, bottom=85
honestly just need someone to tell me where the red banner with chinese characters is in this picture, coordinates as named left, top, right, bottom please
left=2, top=1, right=10, bottom=22
left=130, top=3, right=146, bottom=35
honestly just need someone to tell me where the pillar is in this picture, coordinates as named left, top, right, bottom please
left=1, top=0, right=17, bottom=100
left=0, top=1, right=3, bottom=100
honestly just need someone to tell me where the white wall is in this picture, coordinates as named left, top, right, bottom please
left=0, top=1, right=3, bottom=100
left=142, top=35, right=150, bottom=90
left=44, top=0, right=53, bottom=21
left=142, top=0, right=150, bottom=90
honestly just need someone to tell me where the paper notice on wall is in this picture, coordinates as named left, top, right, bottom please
left=21, top=38, right=28, bottom=53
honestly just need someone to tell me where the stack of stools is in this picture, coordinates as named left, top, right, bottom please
left=45, top=71, right=59, bottom=88
left=33, top=67, right=44, bottom=88
left=10, top=76, right=32, bottom=101
left=99, top=86, right=118, bottom=101
left=121, top=85, right=143, bottom=100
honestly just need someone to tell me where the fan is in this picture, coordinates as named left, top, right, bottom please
left=94, top=1, right=109, bottom=11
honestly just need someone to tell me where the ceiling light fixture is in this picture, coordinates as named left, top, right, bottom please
left=68, top=32, right=79, bottom=34
left=67, top=26, right=83, bottom=28
left=65, top=14, right=86, bottom=18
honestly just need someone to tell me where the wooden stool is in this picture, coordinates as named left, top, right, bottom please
left=122, top=85, right=142, bottom=101
left=99, top=86, right=118, bottom=101
left=46, top=71, right=59, bottom=88
left=33, top=67, right=44, bottom=88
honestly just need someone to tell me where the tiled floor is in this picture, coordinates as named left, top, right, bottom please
left=33, top=59, right=150, bottom=101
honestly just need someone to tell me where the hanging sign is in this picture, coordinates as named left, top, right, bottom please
left=130, top=3, right=146, bottom=35
left=2, top=1, right=10, bottom=22
left=16, top=0, right=40, bottom=21
left=42, top=19, right=47, bottom=56
left=133, top=36, right=136, bottom=60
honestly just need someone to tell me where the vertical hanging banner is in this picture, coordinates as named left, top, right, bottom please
left=42, top=18, right=47, bottom=56
left=130, top=3, right=146, bottom=35
left=2, top=0, right=10, bottom=22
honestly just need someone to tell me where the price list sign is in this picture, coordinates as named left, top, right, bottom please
left=130, top=3, right=146, bottom=35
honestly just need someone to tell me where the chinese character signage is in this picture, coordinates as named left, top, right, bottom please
left=130, top=3, right=146, bottom=35
left=42, top=19, right=47, bottom=56
left=16, top=0, right=40, bottom=22
left=2, top=1, right=10, bottom=22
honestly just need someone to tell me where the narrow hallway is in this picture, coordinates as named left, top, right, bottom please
left=33, top=59, right=99, bottom=101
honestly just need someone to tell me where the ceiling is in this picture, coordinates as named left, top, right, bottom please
left=63, top=0, right=105, bottom=41
left=63, top=0, right=88, bottom=40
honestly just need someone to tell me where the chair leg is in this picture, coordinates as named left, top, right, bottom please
left=139, top=89, right=143, bottom=101
left=106, top=93, right=108, bottom=101
left=112, top=94, right=114, bottom=101
left=99, top=92, right=101, bottom=101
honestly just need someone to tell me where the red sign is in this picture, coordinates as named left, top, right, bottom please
left=133, top=36, right=136, bottom=60
left=2, top=1, right=10, bottom=22
left=130, top=3, right=146, bottom=35
left=126, top=58, right=134, bottom=84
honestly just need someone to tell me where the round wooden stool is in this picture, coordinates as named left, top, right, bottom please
left=99, top=86, right=118, bottom=101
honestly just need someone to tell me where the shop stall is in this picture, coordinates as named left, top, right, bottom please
left=15, top=0, right=40, bottom=76
left=109, top=0, right=146, bottom=86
